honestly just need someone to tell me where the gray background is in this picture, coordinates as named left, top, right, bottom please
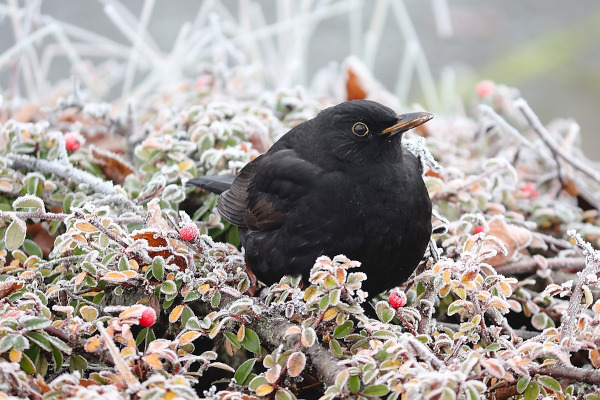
left=2, top=1, right=599, bottom=158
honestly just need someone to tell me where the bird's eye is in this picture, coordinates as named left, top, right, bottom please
left=352, top=122, right=369, bottom=137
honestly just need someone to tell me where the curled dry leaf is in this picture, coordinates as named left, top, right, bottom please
left=91, top=146, right=135, bottom=185
left=482, top=216, right=532, bottom=266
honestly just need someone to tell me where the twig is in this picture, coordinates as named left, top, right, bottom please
left=479, top=104, right=534, bottom=148
left=96, top=321, right=140, bottom=387
left=0, top=209, right=69, bottom=221
left=417, top=281, right=436, bottom=335
left=7, top=154, right=137, bottom=209
left=495, top=257, right=586, bottom=275
left=531, top=364, right=600, bottom=385
left=561, top=231, right=600, bottom=348
left=436, top=322, right=539, bottom=340
left=516, top=98, right=600, bottom=185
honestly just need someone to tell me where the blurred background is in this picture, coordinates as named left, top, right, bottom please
left=1, top=0, right=599, bottom=158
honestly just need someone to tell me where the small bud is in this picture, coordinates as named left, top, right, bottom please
left=139, top=307, right=156, bottom=327
left=389, top=290, right=407, bottom=309
left=179, top=223, right=199, bottom=241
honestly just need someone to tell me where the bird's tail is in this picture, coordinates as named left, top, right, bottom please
left=187, top=175, right=235, bottom=194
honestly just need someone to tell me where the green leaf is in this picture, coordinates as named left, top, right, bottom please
left=186, top=317, right=201, bottom=331
left=375, top=301, right=394, bottom=323
left=211, top=290, right=221, bottom=307
left=485, top=343, right=501, bottom=352
left=224, top=332, right=241, bottom=348
left=24, top=317, right=51, bottom=331
left=275, top=389, right=294, bottom=400
left=537, top=375, right=562, bottom=392
left=26, top=332, right=51, bottom=352
left=12, top=335, right=30, bottom=351
left=160, top=280, right=177, bottom=295
left=329, top=338, right=343, bottom=358
left=34, top=349, right=48, bottom=376
left=524, top=381, right=540, bottom=400
left=447, top=300, right=464, bottom=316
left=319, top=295, right=330, bottom=311
left=51, top=344, right=64, bottom=372
left=152, top=257, right=165, bottom=281
left=0, top=335, right=14, bottom=352
left=136, top=328, right=147, bottom=346
left=362, top=384, right=390, bottom=397
left=46, top=335, right=71, bottom=354
left=248, top=375, right=269, bottom=391
left=234, top=358, right=256, bottom=385
left=23, top=239, right=42, bottom=258
left=69, top=354, right=88, bottom=373
left=333, top=320, right=354, bottom=339
left=465, top=383, right=481, bottom=400
left=242, top=328, right=261, bottom=354
left=181, top=305, right=194, bottom=327
left=184, top=290, right=201, bottom=302
left=19, top=352, right=35, bottom=374
left=13, top=195, right=44, bottom=210
left=517, top=376, right=531, bottom=394
left=349, top=375, right=360, bottom=393
left=24, top=343, right=39, bottom=363
left=118, top=256, right=128, bottom=271
left=5, top=218, right=26, bottom=251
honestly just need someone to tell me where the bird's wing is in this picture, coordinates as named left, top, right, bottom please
left=218, top=149, right=323, bottom=231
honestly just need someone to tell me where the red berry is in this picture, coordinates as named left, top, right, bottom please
left=64, top=132, right=81, bottom=151
left=389, top=290, right=407, bottom=309
left=476, top=80, right=495, bottom=97
left=179, top=223, right=199, bottom=241
left=139, top=307, right=156, bottom=327
left=473, top=225, right=485, bottom=235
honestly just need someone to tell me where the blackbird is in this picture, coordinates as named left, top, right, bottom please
left=188, top=100, right=433, bottom=296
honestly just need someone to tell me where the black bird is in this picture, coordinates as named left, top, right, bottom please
left=188, top=100, right=433, bottom=296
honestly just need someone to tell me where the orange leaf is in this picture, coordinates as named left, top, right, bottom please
left=590, top=349, right=600, bottom=368
left=178, top=331, right=202, bottom=346
left=169, top=305, right=185, bottom=323
left=143, top=353, right=163, bottom=369
left=85, top=337, right=101, bottom=352
left=256, top=384, right=274, bottom=396
left=75, top=222, right=98, bottom=233
left=101, top=271, right=129, bottom=283
left=9, top=348, right=22, bottom=362
left=346, top=68, right=367, bottom=100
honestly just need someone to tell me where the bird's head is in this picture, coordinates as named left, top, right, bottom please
left=314, top=100, right=433, bottom=164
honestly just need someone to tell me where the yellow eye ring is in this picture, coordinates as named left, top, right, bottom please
left=352, top=122, right=369, bottom=137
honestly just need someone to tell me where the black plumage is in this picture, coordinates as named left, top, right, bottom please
left=189, top=100, right=433, bottom=296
